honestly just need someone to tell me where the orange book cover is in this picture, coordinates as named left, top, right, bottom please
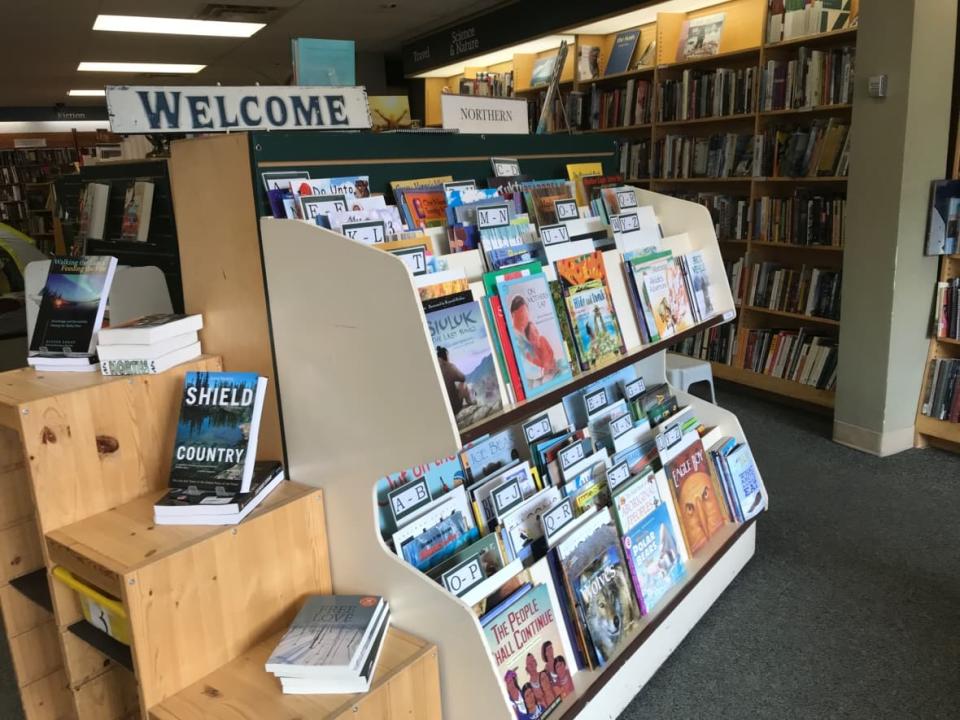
left=664, top=436, right=727, bottom=555
left=402, top=190, right=447, bottom=229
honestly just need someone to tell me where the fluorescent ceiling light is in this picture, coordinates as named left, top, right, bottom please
left=93, top=14, right=265, bottom=38
left=78, top=62, right=206, bottom=74
left=569, top=0, right=727, bottom=35
left=68, top=89, right=106, bottom=97
left=414, top=35, right=575, bottom=78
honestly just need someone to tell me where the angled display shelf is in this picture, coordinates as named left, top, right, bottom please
left=257, top=188, right=761, bottom=719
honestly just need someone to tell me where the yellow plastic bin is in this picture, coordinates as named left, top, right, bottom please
left=52, top=567, right=131, bottom=646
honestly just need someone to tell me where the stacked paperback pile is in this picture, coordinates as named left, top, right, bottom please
left=154, top=370, right=280, bottom=525
left=27, top=255, right=117, bottom=373
left=265, top=595, right=390, bottom=694
left=97, top=314, right=203, bottom=375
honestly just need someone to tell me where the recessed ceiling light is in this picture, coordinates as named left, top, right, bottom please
left=78, top=62, right=206, bottom=74
left=68, top=89, right=106, bottom=96
left=93, top=14, right=265, bottom=38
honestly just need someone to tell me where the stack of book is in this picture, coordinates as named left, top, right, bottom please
left=154, top=370, right=278, bottom=525
left=265, top=595, right=391, bottom=694
left=97, top=314, right=203, bottom=376
left=27, top=256, right=118, bottom=373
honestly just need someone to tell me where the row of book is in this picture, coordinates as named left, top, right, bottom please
left=766, top=0, right=855, bottom=44
left=673, top=323, right=738, bottom=365
left=921, top=358, right=960, bottom=423
left=735, top=328, right=838, bottom=389
left=747, top=262, right=842, bottom=320
left=752, top=192, right=846, bottom=246
left=759, top=46, right=856, bottom=111
left=756, top=119, right=850, bottom=178
left=0, top=146, right=79, bottom=166
left=934, top=278, right=960, bottom=340
left=654, top=133, right=755, bottom=180
left=674, top=192, right=751, bottom=242
left=459, top=71, right=514, bottom=98
left=588, top=79, right=653, bottom=130
left=657, top=66, right=757, bottom=123
left=726, top=255, right=748, bottom=306
left=376, top=372, right=767, bottom=715
left=615, top=138, right=652, bottom=181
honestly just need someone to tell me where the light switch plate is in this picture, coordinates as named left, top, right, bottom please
left=868, top=75, right=888, bottom=98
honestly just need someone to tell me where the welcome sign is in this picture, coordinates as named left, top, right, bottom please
left=105, top=85, right=371, bottom=134
left=441, top=94, right=528, bottom=135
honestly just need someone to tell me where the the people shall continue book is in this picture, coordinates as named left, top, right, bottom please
left=169, top=371, right=267, bottom=495
left=29, top=256, right=118, bottom=361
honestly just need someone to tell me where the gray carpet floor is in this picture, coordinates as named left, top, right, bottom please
left=0, top=385, right=958, bottom=719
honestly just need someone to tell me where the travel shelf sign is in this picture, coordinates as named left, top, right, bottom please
left=105, top=85, right=372, bottom=134
left=440, top=94, right=528, bottom=135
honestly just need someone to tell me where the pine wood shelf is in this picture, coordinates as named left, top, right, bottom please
left=915, top=414, right=960, bottom=445
left=754, top=175, right=848, bottom=183
left=149, top=628, right=440, bottom=720
left=935, top=336, right=960, bottom=346
left=586, top=66, right=656, bottom=84
left=652, top=176, right=753, bottom=184
left=750, top=241, right=844, bottom=251
left=658, top=46, right=761, bottom=70
left=656, top=112, right=757, bottom=129
left=759, top=103, right=853, bottom=119
left=764, top=26, right=858, bottom=50
left=8, top=569, right=52, bottom=613
left=578, top=123, right=653, bottom=134
left=743, top=306, right=841, bottom=326
left=67, top=621, right=134, bottom=673
left=712, top=362, right=835, bottom=407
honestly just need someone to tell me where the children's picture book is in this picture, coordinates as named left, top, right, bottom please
left=119, top=180, right=155, bottom=243
left=376, top=454, right=467, bottom=537
left=662, top=432, right=727, bottom=555
left=400, top=187, right=447, bottom=229
left=605, top=29, right=640, bottom=76
left=497, top=273, right=574, bottom=398
left=392, top=486, right=479, bottom=572
left=677, top=13, right=725, bottom=60
left=425, top=299, right=505, bottom=430
left=555, top=508, right=640, bottom=667
left=460, top=430, right=521, bottom=483
left=530, top=54, right=559, bottom=86
left=499, top=486, right=562, bottom=559
left=29, top=256, right=118, bottom=358
left=292, top=176, right=371, bottom=199
left=566, top=162, right=603, bottom=206
left=680, top=250, right=714, bottom=322
left=168, top=371, right=268, bottom=495
left=427, top=532, right=505, bottom=585
left=480, top=581, right=574, bottom=718
left=725, top=443, right=768, bottom=521
left=577, top=45, right=600, bottom=81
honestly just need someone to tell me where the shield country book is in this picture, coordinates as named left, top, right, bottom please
left=497, top=274, right=574, bottom=398
left=169, top=371, right=268, bottom=495
left=30, top=255, right=117, bottom=357
left=425, top=300, right=505, bottom=430
left=481, top=582, right=575, bottom=719
left=663, top=435, right=728, bottom=555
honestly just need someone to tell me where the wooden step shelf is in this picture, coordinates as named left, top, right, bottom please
left=150, top=628, right=440, bottom=720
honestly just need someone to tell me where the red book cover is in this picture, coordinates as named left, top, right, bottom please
left=489, top=295, right=525, bottom=402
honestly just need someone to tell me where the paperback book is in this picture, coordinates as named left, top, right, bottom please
left=153, top=461, right=284, bottom=525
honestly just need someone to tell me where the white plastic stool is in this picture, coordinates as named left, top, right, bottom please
left=665, top=352, right=717, bottom=404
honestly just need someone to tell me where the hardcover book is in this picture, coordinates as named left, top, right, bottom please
left=677, top=13, right=725, bottom=61
left=605, top=30, right=640, bottom=76
left=726, top=443, right=768, bottom=521
left=376, top=454, right=467, bottom=537
left=29, top=256, right=118, bottom=357
left=425, top=300, right=505, bottom=429
left=530, top=55, right=559, bottom=86
left=119, top=180, right=155, bottom=243
left=169, top=371, right=268, bottom=495
left=663, top=434, right=727, bottom=555
left=497, top=273, right=574, bottom=398
left=391, top=485, right=480, bottom=572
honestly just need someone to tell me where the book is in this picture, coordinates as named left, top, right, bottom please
left=265, top=595, right=389, bottom=694
left=99, top=341, right=202, bottom=376
left=555, top=507, right=640, bottom=667
left=376, top=454, right=466, bottom=537
left=677, top=13, right=725, bottom=61
left=78, top=182, right=109, bottom=241
left=97, top=313, right=203, bottom=345
left=425, top=299, right=506, bottom=430
left=29, top=256, right=118, bottom=359
left=169, top=371, right=268, bottom=495
left=530, top=55, right=559, bottom=87
left=391, top=485, right=480, bottom=572
left=97, top=331, right=199, bottom=361
left=119, top=180, right=155, bottom=242
left=497, top=273, right=575, bottom=399
left=605, top=30, right=640, bottom=76
left=153, top=461, right=285, bottom=525
left=460, top=430, right=520, bottom=483
left=662, top=432, right=727, bottom=555
left=498, top=486, right=563, bottom=560
left=577, top=45, right=600, bottom=81
left=724, top=443, right=768, bottom=521
left=480, top=581, right=574, bottom=717
left=680, top=251, right=715, bottom=322
left=926, top=180, right=960, bottom=255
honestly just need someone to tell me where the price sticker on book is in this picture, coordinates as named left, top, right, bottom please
left=656, top=422, right=684, bottom=453
left=386, top=478, right=432, bottom=526
left=540, top=223, right=570, bottom=247
left=614, top=212, right=641, bottom=234
left=491, top=157, right=521, bottom=177
left=616, top=190, right=638, bottom=209
left=443, top=180, right=477, bottom=193
left=554, top=198, right=580, bottom=221
left=389, top=246, right=428, bottom=276
left=584, top=387, right=609, bottom=415
left=542, top=498, right=575, bottom=544
left=342, top=220, right=386, bottom=245
left=610, top=413, right=634, bottom=440
left=523, top=413, right=553, bottom=444
left=477, top=203, right=510, bottom=230
left=607, top=461, right=632, bottom=492
left=623, top=377, right=646, bottom=402
left=441, top=555, right=486, bottom=597
left=492, top=478, right=524, bottom=517
left=559, top=441, right=586, bottom=472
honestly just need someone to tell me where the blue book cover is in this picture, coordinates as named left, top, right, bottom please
left=621, top=502, right=685, bottom=614
left=291, top=38, right=356, bottom=85
left=605, top=30, right=640, bottom=76
left=497, top=274, right=574, bottom=399
left=425, top=299, right=504, bottom=430
left=376, top=455, right=466, bottom=537
left=726, top=444, right=768, bottom=521
left=169, top=371, right=267, bottom=494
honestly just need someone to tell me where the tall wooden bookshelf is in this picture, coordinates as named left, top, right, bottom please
left=417, top=0, right=859, bottom=409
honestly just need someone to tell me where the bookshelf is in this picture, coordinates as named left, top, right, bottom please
left=415, top=0, right=858, bottom=408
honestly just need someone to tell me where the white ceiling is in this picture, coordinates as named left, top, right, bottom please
left=0, top=0, right=509, bottom=106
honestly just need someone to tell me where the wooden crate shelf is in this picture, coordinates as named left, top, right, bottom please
left=9, top=568, right=52, bottom=612
left=149, top=628, right=440, bottom=720
left=67, top=622, right=134, bottom=673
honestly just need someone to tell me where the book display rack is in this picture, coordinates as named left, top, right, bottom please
left=163, top=130, right=762, bottom=719
left=416, top=0, right=859, bottom=409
